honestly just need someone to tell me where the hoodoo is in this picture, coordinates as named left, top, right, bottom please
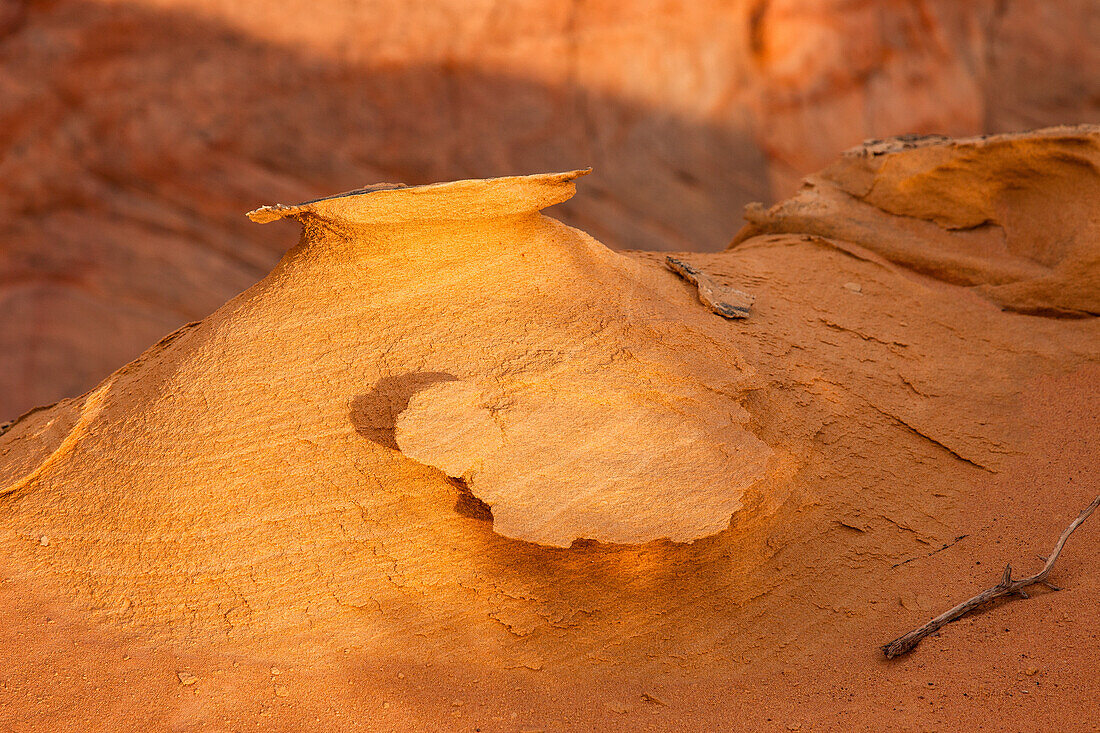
left=0, top=169, right=778, bottom=645
left=244, top=169, right=775, bottom=548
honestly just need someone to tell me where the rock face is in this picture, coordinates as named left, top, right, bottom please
left=2, top=0, right=1099, bottom=420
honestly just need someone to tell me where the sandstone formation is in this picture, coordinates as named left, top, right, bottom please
left=3, top=0, right=1100, bottom=419
left=0, top=126, right=1098, bottom=730
left=735, top=127, right=1100, bottom=317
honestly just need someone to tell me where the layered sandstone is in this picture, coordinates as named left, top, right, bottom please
left=3, top=0, right=1099, bottom=419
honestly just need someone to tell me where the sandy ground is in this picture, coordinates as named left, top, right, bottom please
left=0, top=301, right=1095, bottom=733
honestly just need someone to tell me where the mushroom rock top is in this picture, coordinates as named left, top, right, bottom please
left=246, top=170, right=589, bottom=226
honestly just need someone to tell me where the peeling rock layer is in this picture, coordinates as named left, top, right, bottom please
left=734, top=127, right=1100, bottom=317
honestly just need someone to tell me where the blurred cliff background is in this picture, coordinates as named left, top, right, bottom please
left=1, top=0, right=1098, bottom=420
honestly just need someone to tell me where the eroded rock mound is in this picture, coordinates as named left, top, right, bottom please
left=0, top=130, right=1097, bottom=701
left=0, top=171, right=781, bottom=652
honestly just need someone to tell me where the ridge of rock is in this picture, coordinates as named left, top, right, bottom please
left=733, top=125, right=1100, bottom=316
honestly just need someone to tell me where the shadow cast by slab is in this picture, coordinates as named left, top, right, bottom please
left=349, top=371, right=457, bottom=450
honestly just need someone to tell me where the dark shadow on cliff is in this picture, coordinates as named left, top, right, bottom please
left=0, top=0, right=772, bottom=256
left=0, top=0, right=776, bottom=419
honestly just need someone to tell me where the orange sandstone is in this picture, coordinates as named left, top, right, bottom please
left=0, top=127, right=1098, bottom=730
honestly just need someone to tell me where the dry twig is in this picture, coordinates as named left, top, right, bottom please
left=882, top=495, right=1100, bottom=659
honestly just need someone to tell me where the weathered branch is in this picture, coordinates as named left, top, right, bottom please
left=882, top=495, right=1100, bottom=659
